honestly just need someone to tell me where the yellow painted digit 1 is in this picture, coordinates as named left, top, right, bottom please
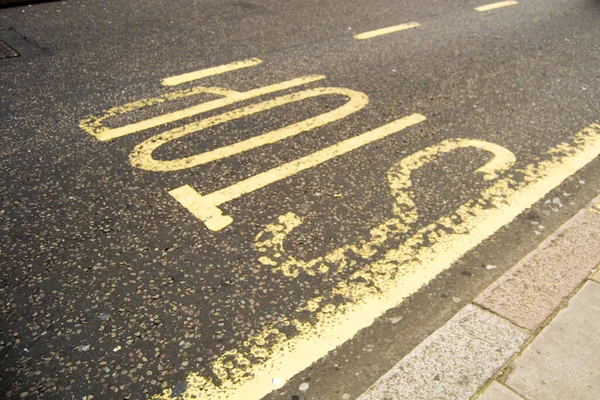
left=168, top=114, right=426, bottom=231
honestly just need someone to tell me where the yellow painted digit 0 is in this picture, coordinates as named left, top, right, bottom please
left=129, top=87, right=369, bottom=171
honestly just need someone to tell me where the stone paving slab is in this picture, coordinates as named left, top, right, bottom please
left=475, top=196, right=600, bottom=331
left=357, top=305, right=528, bottom=400
left=504, top=281, right=600, bottom=400
left=476, top=381, right=524, bottom=400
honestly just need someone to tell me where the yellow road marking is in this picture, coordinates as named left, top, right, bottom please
left=168, top=114, right=427, bottom=231
left=154, top=121, right=600, bottom=400
left=79, top=59, right=599, bottom=400
left=129, top=87, right=369, bottom=171
left=256, top=138, right=516, bottom=278
left=80, top=86, right=238, bottom=140
left=83, top=75, right=326, bottom=142
left=161, top=58, right=263, bottom=86
left=354, top=22, right=421, bottom=40
left=475, top=1, right=518, bottom=12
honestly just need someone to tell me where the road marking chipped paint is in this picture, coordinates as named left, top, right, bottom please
left=256, top=139, right=516, bottom=278
left=161, top=58, right=263, bottom=86
left=168, top=114, right=426, bottom=231
left=475, top=1, right=518, bottom=12
left=354, top=22, right=421, bottom=40
left=154, top=121, right=600, bottom=400
left=79, top=62, right=600, bottom=400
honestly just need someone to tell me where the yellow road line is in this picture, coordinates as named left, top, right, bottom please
left=475, top=1, right=518, bottom=12
left=169, top=113, right=427, bottom=231
left=161, top=58, right=263, bottom=86
left=354, top=22, right=421, bottom=40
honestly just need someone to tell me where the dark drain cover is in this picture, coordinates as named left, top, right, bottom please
left=0, top=28, right=48, bottom=63
left=0, top=39, right=19, bottom=59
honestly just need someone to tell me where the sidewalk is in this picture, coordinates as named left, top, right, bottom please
left=478, top=276, right=600, bottom=400
left=357, top=195, right=600, bottom=400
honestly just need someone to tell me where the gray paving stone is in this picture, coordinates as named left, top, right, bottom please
left=476, top=381, right=525, bottom=400
left=505, top=281, right=600, bottom=400
left=357, top=305, right=528, bottom=400
left=475, top=198, right=600, bottom=331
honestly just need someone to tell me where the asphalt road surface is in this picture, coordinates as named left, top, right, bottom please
left=1, top=0, right=600, bottom=399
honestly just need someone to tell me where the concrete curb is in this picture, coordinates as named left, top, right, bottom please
left=357, top=193, right=600, bottom=400
left=357, top=305, right=528, bottom=400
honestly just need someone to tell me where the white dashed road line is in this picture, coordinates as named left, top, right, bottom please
left=475, top=1, right=519, bottom=12
left=354, top=22, right=421, bottom=40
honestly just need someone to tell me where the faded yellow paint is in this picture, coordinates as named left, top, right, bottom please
left=81, top=75, right=326, bottom=141
left=475, top=0, right=518, bottom=12
left=256, top=138, right=515, bottom=278
left=79, top=56, right=598, bottom=400
left=130, top=87, right=369, bottom=171
left=387, top=138, right=515, bottom=225
left=168, top=114, right=426, bottom=231
left=354, top=22, right=421, bottom=40
left=161, top=58, right=263, bottom=86
left=153, top=121, right=600, bottom=400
